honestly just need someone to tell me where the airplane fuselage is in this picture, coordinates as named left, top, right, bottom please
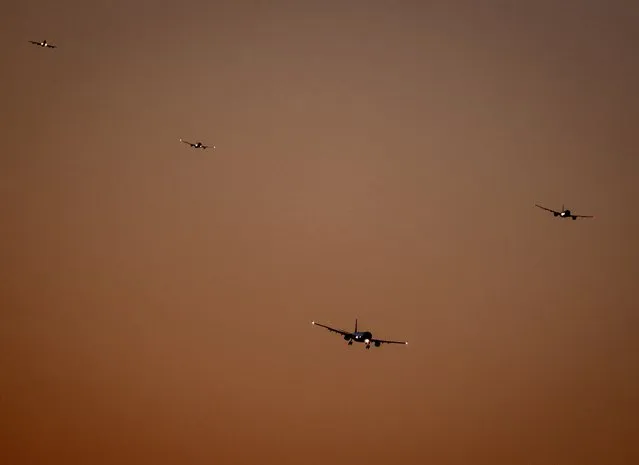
left=555, top=210, right=577, bottom=219
left=344, top=331, right=379, bottom=347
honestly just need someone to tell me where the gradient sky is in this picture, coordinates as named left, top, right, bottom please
left=1, top=1, right=638, bottom=464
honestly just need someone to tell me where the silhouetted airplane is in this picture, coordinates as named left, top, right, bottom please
left=180, top=139, right=214, bottom=150
left=311, top=319, right=408, bottom=349
left=535, top=204, right=594, bottom=220
left=29, top=40, right=56, bottom=49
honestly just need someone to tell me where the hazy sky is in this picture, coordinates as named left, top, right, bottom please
left=1, top=1, right=638, bottom=464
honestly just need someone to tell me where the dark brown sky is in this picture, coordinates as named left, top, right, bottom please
left=1, top=1, right=638, bottom=464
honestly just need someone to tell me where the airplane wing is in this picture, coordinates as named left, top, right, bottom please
left=311, top=321, right=353, bottom=338
left=535, top=204, right=560, bottom=214
left=29, top=41, right=39, bottom=45
left=48, top=45, right=57, bottom=48
left=179, top=139, right=192, bottom=145
left=573, top=214, right=594, bottom=219
left=371, top=338, right=408, bottom=346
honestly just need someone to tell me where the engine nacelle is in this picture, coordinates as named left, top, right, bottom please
left=343, top=335, right=352, bottom=341
left=374, top=341, right=381, bottom=347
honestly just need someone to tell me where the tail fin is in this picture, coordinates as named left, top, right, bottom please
left=355, top=318, right=358, bottom=333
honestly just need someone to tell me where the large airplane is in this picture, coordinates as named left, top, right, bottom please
left=311, top=319, right=408, bottom=349
left=180, top=138, right=215, bottom=150
left=535, top=203, right=594, bottom=220
left=29, top=39, right=57, bottom=49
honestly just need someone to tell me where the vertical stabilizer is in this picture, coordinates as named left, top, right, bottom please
left=355, top=318, right=358, bottom=333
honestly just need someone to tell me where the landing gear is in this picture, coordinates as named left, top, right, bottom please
left=365, top=345, right=371, bottom=350
left=347, top=341, right=353, bottom=345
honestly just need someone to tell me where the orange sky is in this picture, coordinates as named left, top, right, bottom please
left=1, top=1, right=638, bottom=464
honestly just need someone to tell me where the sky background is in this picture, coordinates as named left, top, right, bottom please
left=1, top=1, right=638, bottom=464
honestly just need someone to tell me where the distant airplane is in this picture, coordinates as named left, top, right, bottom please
left=29, top=39, right=57, bottom=49
left=535, top=204, right=594, bottom=220
left=180, top=139, right=215, bottom=150
left=311, top=319, right=408, bottom=349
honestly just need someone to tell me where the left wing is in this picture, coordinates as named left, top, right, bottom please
left=535, top=204, right=560, bottom=215
left=573, top=214, right=594, bottom=219
left=311, top=321, right=353, bottom=338
left=179, top=138, right=192, bottom=145
left=371, top=338, right=408, bottom=346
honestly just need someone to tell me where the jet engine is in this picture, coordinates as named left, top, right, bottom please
left=343, top=335, right=351, bottom=341
left=374, top=341, right=381, bottom=347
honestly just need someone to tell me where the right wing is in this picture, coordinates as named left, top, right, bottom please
left=311, top=321, right=353, bottom=338
left=29, top=41, right=40, bottom=45
left=573, top=214, right=594, bottom=219
left=371, top=338, right=408, bottom=346
left=535, top=204, right=560, bottom=215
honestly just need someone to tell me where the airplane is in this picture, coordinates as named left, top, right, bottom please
left=29, top=39, right=57, bottom=49
left=311, top=319, right=408, bottom=350
left=535, top=203, right=594, bottom=220
left=180, top=138, right=215, bottom=150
